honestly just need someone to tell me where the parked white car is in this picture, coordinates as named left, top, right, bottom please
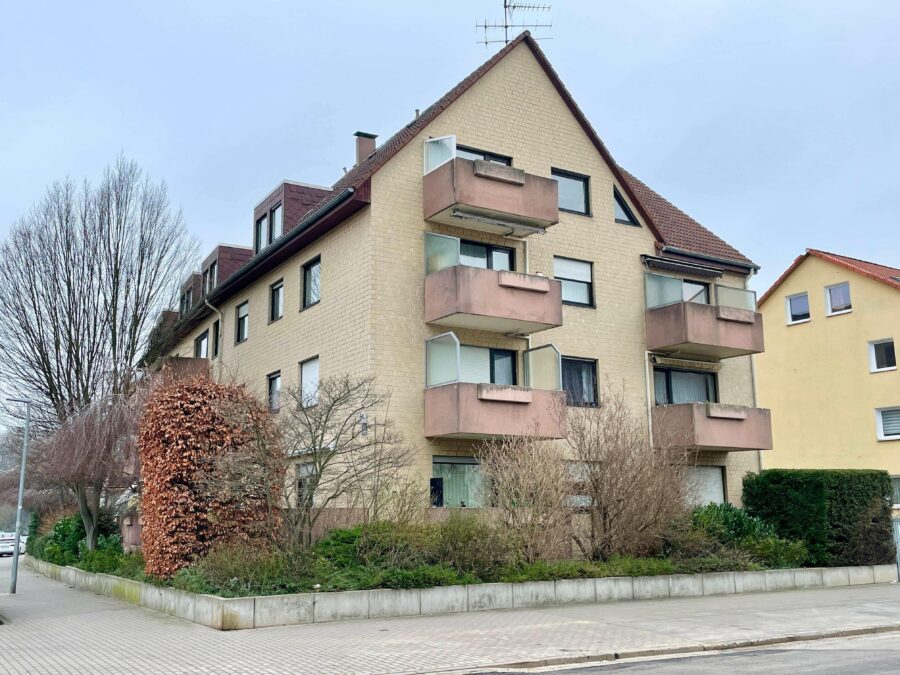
left=0, top=534, right=26, bottom=556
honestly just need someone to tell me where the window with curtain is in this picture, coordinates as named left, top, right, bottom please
left=267, top=372, right=281, bottom=411
left=654, top=367, right=717, bottom=405
left=562, top=357, right=597, bottom=406
left=826, top=282, right=852, bottom=314
left=300, top=356, right=319, bottom=407
left=431, top=458, right=483, bottom=507
left=892, top=477, right=900, bottom=506
left=459, top=240, right=514, bottom=271
left=553, top=256, right=593, bottom=306
left=303, top=257, right=321, bottom=308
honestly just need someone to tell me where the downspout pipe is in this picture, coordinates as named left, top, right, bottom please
left=204, top=298, right=224, bottom=381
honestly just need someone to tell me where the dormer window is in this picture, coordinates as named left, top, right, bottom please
left=254, top=215, right=267, bottom=254
left=180, top=288, right=193, bottom=317
left=254, top=204, right=284, bottom=254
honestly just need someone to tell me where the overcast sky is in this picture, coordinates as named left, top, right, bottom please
left=2, top=1, right=897, bottom=292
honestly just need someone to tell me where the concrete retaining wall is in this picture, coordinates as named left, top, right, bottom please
left=25, top=557, right=898, bottom=632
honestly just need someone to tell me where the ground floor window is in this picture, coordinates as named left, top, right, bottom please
left=431, top=456, right=483, bottom=508
left=562, top=356, right=598, bottom=406
left=892, top=477, right=900, bottom=507
left=687, top=465, right=725, bottom=506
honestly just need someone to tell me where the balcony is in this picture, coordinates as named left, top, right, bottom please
left=423, top=157, right=559, bottom=237
left=425, top=264, right=562, bottom=335
left=425, top=382, right=566, bottom=439
left=645, top=274, right=764, bottom=359
left=651, top=403, right=772, bottom=452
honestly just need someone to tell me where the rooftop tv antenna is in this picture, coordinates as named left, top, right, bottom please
left=476, top=1, right=552, bottom=47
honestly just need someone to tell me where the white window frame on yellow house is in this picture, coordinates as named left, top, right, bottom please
left=824, top=281, right=852, bottom=317
left=868, top=338, right=897, bottom=374
left=784, top=291, right=810, bottom=325
left=875, top=407, right=900, bottom=442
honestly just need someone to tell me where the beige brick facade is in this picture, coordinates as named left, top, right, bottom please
left=168, top=42, right=761, bottom=506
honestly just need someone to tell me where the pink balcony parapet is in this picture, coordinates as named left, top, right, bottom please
left=425, top=265, right=563, bottom=334
left=424, top=382, right=566, bottom=439
left=646, top=301, right=765, bottom=359
left=423, top=158, right=559, bottom=236
left=652, top=403, right=773, bottom=452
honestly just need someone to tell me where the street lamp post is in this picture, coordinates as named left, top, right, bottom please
left=8, top=398, right=32, bottom=594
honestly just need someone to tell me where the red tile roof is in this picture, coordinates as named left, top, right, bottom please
left=327, top=31, right=756, bottom=270
left=759, top=249, right=900, bottom=306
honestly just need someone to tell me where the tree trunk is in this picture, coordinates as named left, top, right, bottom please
left=74, top=482, right=103, bottom=551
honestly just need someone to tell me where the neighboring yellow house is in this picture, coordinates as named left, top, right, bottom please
left=757, top=249, right=900, bottom=502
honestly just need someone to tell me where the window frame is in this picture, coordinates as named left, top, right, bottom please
left=193, top=330, right=209, bottom=359
left=208, top=260, right=218, bottom=290
left=235, top=300, right=249, bottom=344
left=211, top=320, right=220, bottom=358
left=267, top=371, right=282, bottom=412
left=551, top=168, right=591, bottom=216
left=613, top=188, right=639, bottom=226
left=869, top=338, right=897, bottom=373
left=553, top=255, right=595, bottom=308
left=459, top=239, right=515, bottom=271
left=254, top=215, right=267, bottom=254
left=876, top=407, right=900, bottom=442
left=892, top=476, right=900, bottom=508
left=302, top=256, right=321, bottom=310
left=456, top=145, right=512, bottom=166
left=561, top=356, right=599, bottom=408
left=460, top=345, right=518, bottom=386
left=785, top=292, right=811, bottom=325
left=300, top=355, right=320, bottom=407
left=269, top=278, right=284, bottom=323
left=431, top=455, right=483, bottom=508
left=653, top=366, right=719, bottom=406
left=269, top=203, right=283, bottom=243
left=825, top=282, right=852, bottom=316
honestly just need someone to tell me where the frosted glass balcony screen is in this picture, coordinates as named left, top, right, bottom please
left=424, top=135, right=456, bottom=175
left=645, top=273, right=682, bottom=309
left=425, top=333, right=460, bottom=387
left=716, top=285, right=757, bottom=311
left=425, top=233, right=460, bottom=275
left=525, top=344, right=562, bottom=391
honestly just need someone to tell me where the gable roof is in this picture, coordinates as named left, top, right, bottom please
left=759, top=249, right=900, bottom=306
left=329, top=31, right=755, bottom=270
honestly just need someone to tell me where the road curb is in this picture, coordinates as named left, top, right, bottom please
left=472, top=622, right=900, bottom=672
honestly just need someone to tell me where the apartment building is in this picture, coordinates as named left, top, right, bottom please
left=757, top=249, right=900, bottom=501
left=154, top=32, right=770, bottom=508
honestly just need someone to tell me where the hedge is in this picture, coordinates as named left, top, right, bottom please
left=743, top=469, right=895, bottom=566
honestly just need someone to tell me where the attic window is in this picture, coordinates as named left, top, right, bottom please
left=614, top=189, right=639, bottom=226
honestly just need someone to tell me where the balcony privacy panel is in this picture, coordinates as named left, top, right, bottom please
left=525, top=344, right=561, bottom=391
left=426, top=333, right=459, bottom=387
left=424, top=136, right=456, bottom=174
left=425, top=233, right=459, bottom=274
left=717, top=285, right=757, bottom=311
left=645, top=273, right=683, bottom=309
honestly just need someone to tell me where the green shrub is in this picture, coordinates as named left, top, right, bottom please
left=691, top=503, right=775, bottom=545
left=39, top=516, right=85, bottom=566
left=355, top=522, right=436, bottom=569
left=673, top=550, right=763, bottom=574
left=435, top=512, right=515, bottom=578
left=744, top=469, right=895, bottom=566
left=742, top=536, right=807, bottom=569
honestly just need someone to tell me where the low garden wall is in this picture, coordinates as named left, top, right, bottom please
left=26, top=556, right=898, bottom=631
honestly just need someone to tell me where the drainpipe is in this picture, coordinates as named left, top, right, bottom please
left=204, top=298, right=224, bottom=381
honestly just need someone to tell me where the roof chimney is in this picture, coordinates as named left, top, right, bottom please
left=354, top=131, right=377, bottom=165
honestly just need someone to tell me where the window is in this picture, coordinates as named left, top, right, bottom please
left=562, top=357, right=598, bottom=407
left=459, top=346, right=516, bottom=385
left=877, top=408, right=900, bottom=441
left=180, top=289, right=193, bottom=317
left=892, top=477, right=900, bottom=507
left=653, top=367, right=718, bottom=405
left=201, top=270, right=209, bottom=296
left=683, top=280, right=710, bottom=304
left=235, top=301, right=249, bottom=343
left=456, top=145, right=512, bottom=166
left=785, top=292, right=810, bottom=324
left=614, top=188, right=638, bottom=225
left=826, top=282, right=852, bottom=315
left=298, top=462, right=317, bottom=507
left=459, top=240, right=514, bottom=271
left=554, top=257, right=593, bottom=306
left=303, top=257, right=320, bottom=308
left=687, top=466, right=726, bottom=506
left=551, top=168, right=590, bottom=215
left=269, top=204, right=283, bottom=242
left=300, top=356, right=319, bottom=406
left=269, top=279, right=284, bottom=322
left=431, top=457, right=483, bottom=507
left=267, top=372, right=281, bottom=412
left=193, top=330, right=209, bottom=359
left=869, top=339, right=897, bottom=373
left=254, top=215, right=267, bottom=254
left=211, top=320, right=220, bottom=358
left=208, top=261, right=218, bottom=291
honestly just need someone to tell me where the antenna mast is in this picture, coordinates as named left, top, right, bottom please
left=476, top=1, right=552, bottom=47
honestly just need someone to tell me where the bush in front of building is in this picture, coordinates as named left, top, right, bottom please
left=743, top=469, right=895, bottom=566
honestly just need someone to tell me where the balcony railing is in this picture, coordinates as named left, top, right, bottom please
left=651, top=403, right=773, bottom=452
left=645, top=274, right=765, bottom=359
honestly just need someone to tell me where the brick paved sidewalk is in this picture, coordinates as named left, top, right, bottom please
left=0, top=558, right=898, bottom=674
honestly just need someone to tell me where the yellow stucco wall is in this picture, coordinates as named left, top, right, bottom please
left=757, top=255, right=900, bottom=475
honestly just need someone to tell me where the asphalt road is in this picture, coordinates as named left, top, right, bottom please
left=502, top=632, right=900, bottom=674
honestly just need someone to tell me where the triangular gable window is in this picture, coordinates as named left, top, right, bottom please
left=614, top=189, right=639, bottom=226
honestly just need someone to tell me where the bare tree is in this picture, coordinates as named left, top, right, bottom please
left=0, top=156, right=195, bottom=547
left=279, top=375, right=417, bottom=548
left=477, top=434, right=573, bottom=563
left=566, top=386, right=692, bottom=560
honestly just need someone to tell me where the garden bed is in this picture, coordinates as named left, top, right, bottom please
left=26, top=556, right=898, bottom=631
